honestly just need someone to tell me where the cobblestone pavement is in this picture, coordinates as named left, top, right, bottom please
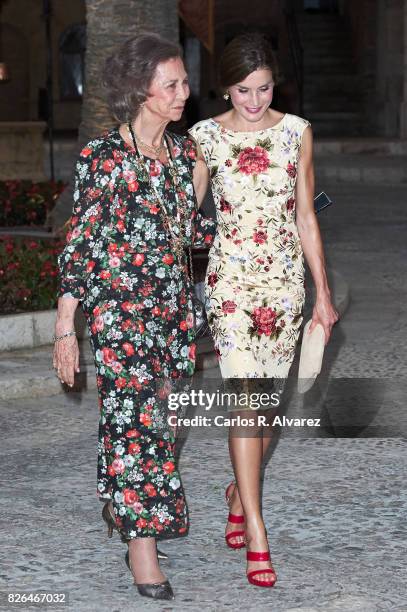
left=1, top=183, right=407, bottom=611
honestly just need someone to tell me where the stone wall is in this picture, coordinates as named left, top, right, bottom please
left=0, top=121, right=46, bottom=180
left=1, top=0, right=85, bottom=130
left=198, top=0, right=298, bottom=116
left=344, top=0, right=406, bottom=137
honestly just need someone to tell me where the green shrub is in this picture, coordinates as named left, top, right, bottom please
left=0, top=180, right=66, bottom=226
left=0, top=236, right=64, bottom=314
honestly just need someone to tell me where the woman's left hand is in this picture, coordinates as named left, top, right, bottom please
left=309, top=293, right=339, bottom=344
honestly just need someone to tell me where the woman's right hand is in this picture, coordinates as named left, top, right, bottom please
left=53, top=335, right=80, bottom=387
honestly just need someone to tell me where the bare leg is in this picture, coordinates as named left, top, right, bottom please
left=225, top=426, right=273, bottom=545
left=226, top=407, right=274, bottom=539
left=128, top=538, right=167, bottom=584
left=107, top=502, right=166, bottom=584
left=227, top=408, right=276, bottom=583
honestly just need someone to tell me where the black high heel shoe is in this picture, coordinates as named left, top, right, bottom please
left=102, top=502, right=168, bottom=561
left=135, top=580, right=174, bottom=601
left=125, top=546, right=174, bottom=600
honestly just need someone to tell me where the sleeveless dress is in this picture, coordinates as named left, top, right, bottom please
left=58, top=127, right=216, bottom=539
left=189, top=113, right=310, bottom=379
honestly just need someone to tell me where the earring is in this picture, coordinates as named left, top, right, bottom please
left=223, top=92, right=230, bottom=101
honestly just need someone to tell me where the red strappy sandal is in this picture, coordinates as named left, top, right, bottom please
left=225, top=512, right=246, bottom=549
left=225, top=482, right=246, bottom=550
left=246, top=551, right=277, bottom=587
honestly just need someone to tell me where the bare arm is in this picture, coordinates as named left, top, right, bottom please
left=192, top=142, right=209, bottom=208
left=295, top=126, right=339, bottom=343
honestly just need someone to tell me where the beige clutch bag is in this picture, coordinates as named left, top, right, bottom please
left=298, top=320, right=325, bottom=394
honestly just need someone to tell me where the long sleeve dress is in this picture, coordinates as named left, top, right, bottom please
left=189, top=113, right=310, bottom=381
left=58, top=127, right=216, bottom=540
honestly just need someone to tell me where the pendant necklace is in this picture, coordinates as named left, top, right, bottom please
left=127, top=122, right=188, bottom=268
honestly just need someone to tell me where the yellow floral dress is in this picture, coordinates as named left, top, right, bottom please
left=189, top=113, right=310, bottom=379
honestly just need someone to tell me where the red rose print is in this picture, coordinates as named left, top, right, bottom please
left=111, top=458, right=125, bottom=474
left=163, top=461, right=175, bottom=474
left=220, top=197, right=232, bottom=213
left=237, top=146, right=270, bottom=175
left=133, top=254, right=145, bottom=266
left=286, top=163, right=296, bottom=178
left=253, top=230, right=268, bottom=244
left=139, top=283, right=152, bottom=297
left=112, top=149, right=123, bottom=163
left=115, top=377, right=127, bottom=389
left=144, top=483, right=157, bottom=497
left=102, top=159, right=115, bottom=172
left=286, top=197, right=295, bottom=212
left=207, top=272, right=218, bottom=287
left=125, top=429, right=140, bottom=438
left=136, top=517, right=148, bottom=529
left=86, top=261, right=95, bottom=273
left=128, top=442, right=141, bottom=454
left=222, top=300, right=237, bottom=314
left=127, top=180, right=139, bottom=192
left=122, top=342, right=135, bottom=356
left=123, top=489, right=139, bottom=505
left=99, top=270, right=111, bottom=280
left=162, top=253, right=174, bottom=265
left=102, top=347, right=118, bottom=366
left=80, top=146, right=92, bottom=157
left=251, top=307, right=278, bottom=336
left=88, top=188, right=101, bottom=200
left=139, top=413, right=152, bottom=426
left=121, top=301, right=133, bottom=312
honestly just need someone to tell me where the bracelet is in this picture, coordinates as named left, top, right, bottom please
left=53, top=330, right=76, bottom=342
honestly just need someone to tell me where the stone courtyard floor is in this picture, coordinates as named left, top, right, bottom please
left=1, top=182, right=406, bottom=611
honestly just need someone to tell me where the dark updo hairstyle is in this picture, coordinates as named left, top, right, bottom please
left=103, top=32, right=182, bottom=123
left=219, top=32, right=280, bottom=93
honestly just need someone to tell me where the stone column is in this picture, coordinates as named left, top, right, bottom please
left=401, top=0, right=407, bottom=137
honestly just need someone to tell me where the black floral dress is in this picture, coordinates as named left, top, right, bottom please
left=58, top=127, right=216, bottom=539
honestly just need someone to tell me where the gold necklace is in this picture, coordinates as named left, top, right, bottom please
left=127, top=124, right=165, bottom=157
left=127, top=123, right=188, bottom=268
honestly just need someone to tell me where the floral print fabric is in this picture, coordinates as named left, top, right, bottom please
left=189, top=114, right=310, bottom=378
left=58, top=127, right=216, bottom=539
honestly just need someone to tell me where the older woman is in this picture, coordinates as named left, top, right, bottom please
left=54, top=33, right=215, bottom=601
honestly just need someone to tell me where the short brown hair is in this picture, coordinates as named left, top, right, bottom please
left=103, top=32, right=182, bottom=123
left=219, top=32, right=280, bottom=92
